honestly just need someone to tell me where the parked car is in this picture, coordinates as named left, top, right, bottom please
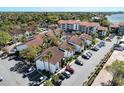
left=97, top=43, right=102, bottom=48
left=113, top=44, right=123, bottom=51
left=54, top=79, right=62, bottom=86
left=91, top=46, right=99, bottom=51
left=82, top=53, right=90, bottom=59
left=59, top=74, right=66, bottom=80
left=38, top=76, right=48, bottom=84
left=23, top=66, right=36, bottom=77
left=61, top=71, right=71, bottom=79
left=65, top=66, right=74, bottom=74
left=101, top=40, right=105, bottom=44
left=0, top=76, right=3, bottom=82
left=28, top=70, right=43, bottom=81
left=75, top=59, right=83, bottom=66
left=106, top=38, right=111, bottom=42
left=109, top=34, right=115, bottom=39
left=114, top=46, right=123, bottom=51
left=29, top=81, right=38, bottom=86
left=86, top=52, right=92, bottom=57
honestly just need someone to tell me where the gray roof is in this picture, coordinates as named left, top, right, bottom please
left=16, top=44, right=28, bottom=51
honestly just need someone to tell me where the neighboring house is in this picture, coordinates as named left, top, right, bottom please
left=58, top=20, right=80, bottom=32
left=16, top=44, right=28, bottom=51
left=97, top=26, right=108, bottom=37
left=53, top=28, right=64, bottom=36
left=109, top=24, right=119, bottom=34
left=15, top=33, right=45, bottom=51
left=118, top=22, right=124, bottom=35
left=59, top=40, right=75, bottom=58
left=58, top=20, right=99, bottom=35
left=9, top=26, right=37, bottom=41
left=45, top=29, right=56, bottom=37
left=25, top=33, right=45, bottom=47
left=36, top=46, right=64, bottom=73
left=68, top=35, right=84, bottom=52
left=48, top=24, right=58, bottom=30
left=80, top=33, right=93, bottom=47
left=79, top=22, right=100, bottom=35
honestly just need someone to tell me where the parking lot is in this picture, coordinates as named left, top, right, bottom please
left=61, top=36, right=117, bottom=86
left=0, top=57, right=29, bottom=86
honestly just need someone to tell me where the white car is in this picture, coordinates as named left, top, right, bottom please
left=119, top=44, right=124, bottom=49
left=65, top=71, right=71, bottom=75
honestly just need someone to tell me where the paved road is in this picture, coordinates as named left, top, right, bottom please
left=0, top=57, right=29, bottom=86
left=61, top=36, right=117, bottom=86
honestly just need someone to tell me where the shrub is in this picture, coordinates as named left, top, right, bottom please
left=44, top=80, right=54, bottom=86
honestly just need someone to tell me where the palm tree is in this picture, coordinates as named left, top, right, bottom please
left=66, top=46, right=75, bottom=58
left=47, top=51, right=53, bottom=73
left=41, top=56, right=47, bottom=70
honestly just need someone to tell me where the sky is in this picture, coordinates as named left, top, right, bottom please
left=0, top=7, right=124, bottom=12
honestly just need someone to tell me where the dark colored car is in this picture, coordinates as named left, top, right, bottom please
left=82, top=53, right=90, bottom=59
left=29, top=76, right=48, bottom=86
left=113, top=44, right=123, bottom=51
left=86, top=52, right=92, bottom=57
left=54, top=79, right=62, bottom=86
left=23, top=66, right=36, bottom=77
left=75, top=59, right=83, bottom=66
left=97, top=43, right=102, bottom=48
left=59, top=74, right=66, bottom=80
left=0, top=77, right=3, bottom=82
left=106, top=38, right=111, bottom=42
left=91, top=46, right=99, bottom=51
left=65, top=66, right=74, bottom=74
left=114, top=46, right=123, bottom=51
left=61, top=71, right=71, bottom=79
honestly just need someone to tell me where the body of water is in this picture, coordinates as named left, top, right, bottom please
left=106, top=14, right=124, bottom=24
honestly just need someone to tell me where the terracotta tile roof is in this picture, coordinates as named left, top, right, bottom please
left=25, top=33, right=45, bottom=46
left=58, top=20, right=99, bottom=27
left=79, top=22, right=99, bottom=27
left=41, top=46, right=64, bottom=65
left=80, top=33, right=92, bottom=41
left=59, top=41, right=75, bottom=51
left=53, top=28, right=63, bottom=34
left=97, top=26, right=108, bottom=31
left=110, top=24, right=119, bottom=28
left=58, top=20, right=80, bottom=24
left=69, top=35, right=83, bottom=46
left=45, top=30, right=56, bottom=37
left=119, top=22, right=124, bottom=26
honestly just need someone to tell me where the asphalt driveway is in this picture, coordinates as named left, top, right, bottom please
left=61, top=36, right=117, bottom=86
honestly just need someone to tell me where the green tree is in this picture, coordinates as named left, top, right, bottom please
left=51, top=74, right=59, bottom=83
left=20, top=45, right=39, bottom=63
left=20, top=35, right=27, bottom=43
left=44, top=80, right=54, bottom=86
left=0, top=31, right=12, bottom=46
left=106, top=60, right=124, bottom=86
